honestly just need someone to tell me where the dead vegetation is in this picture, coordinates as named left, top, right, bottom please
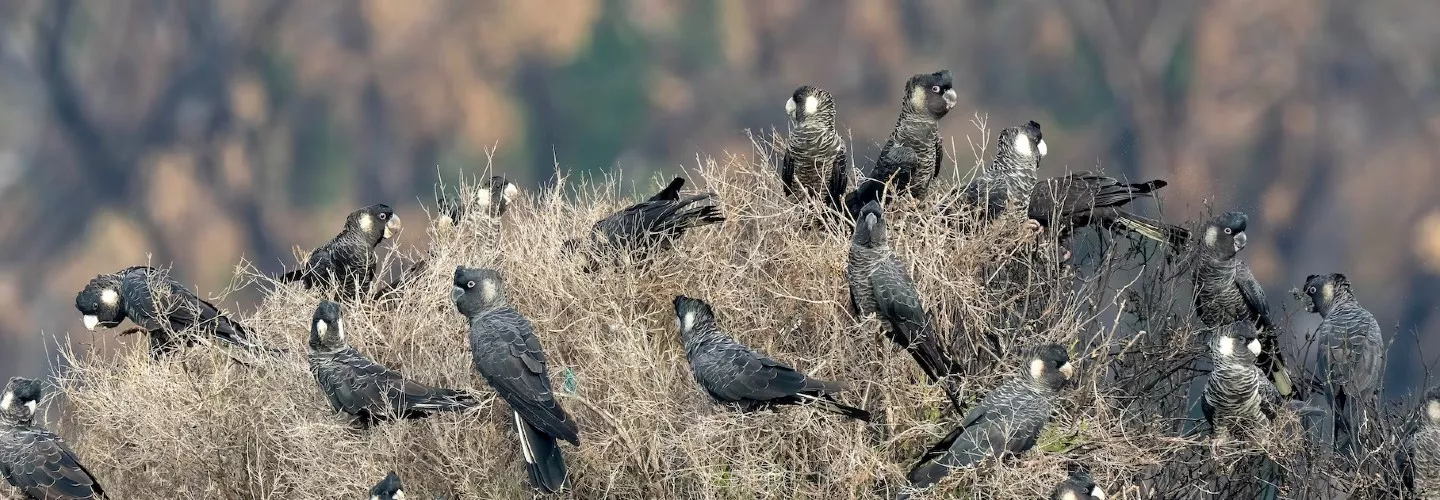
left=30, top=124, right=1421, bottom=499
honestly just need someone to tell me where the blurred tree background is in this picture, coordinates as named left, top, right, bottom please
left=1, top=0, right=1438, bottom=396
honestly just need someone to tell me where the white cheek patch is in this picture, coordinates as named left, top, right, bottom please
left=0, top=392, right=12, bottom=411
left=1029, top=359, right=1045, bottom=381
left=359, top=214, right=374, bottom=232
left=682, top=311, right=696, bottom=331
left=1247, top=338, right=1262, bottom=356
left=503, top=183, right=518, bottom=203
left=481, top=281, right=498, bottom=303
left=1322, top=282, right=1334, bottom=305
left=1061, top=492, right=1078, bottom=500
left=82, top=315, right=100, bottom=331
left=392, top=490, right=405, bottom=500
left=1204, top=227, right=1218, bottom=247
left=477, top=189, right=493, bottom=207
left=1217, top=336, right=1235, bottom=357
left=1428, top=401, right=1440, bottom=422
left=1013, top=133, right=1032, bottom=156
left=1036, top=139, right=1048, bottom=158
left=101, top=288, right=120, bottom=306
left=314, top=320, right=328, bottom=338
left=909, top=86, right=926, bottom=111
left=336, top=319, right=346, bottom=342
left=804, top=96, right=819, bottom=115
left=784, top=97, right=796, bottom=118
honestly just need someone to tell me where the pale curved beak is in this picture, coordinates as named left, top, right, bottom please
left=1092, top=486, right=1107, bottom=499
left=1247, top=338, right=1262, bottom=356
left=1059, top=361, right=1075, bottom=380
left=942, top=89, right=958, bottom=110
left=383, top=215, right=401, bottom=239
left=1036, top=139, right=1048, bottom=158
left=82, top=315, right=99, bottom=331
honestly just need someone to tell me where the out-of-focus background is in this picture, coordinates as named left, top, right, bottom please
left=0, top=0, right=1437, bottom=393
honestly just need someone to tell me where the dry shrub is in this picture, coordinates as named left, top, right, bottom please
left=35, top=124, right=1414, bottom=499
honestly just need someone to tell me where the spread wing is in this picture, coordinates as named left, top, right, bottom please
left=472, top=310, right=579, bottom=445
left=1, top=429, right=106, bottom=499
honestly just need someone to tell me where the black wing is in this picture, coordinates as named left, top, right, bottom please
left=931, top=134, right=944, bottom=184
left=908, top=384, right=1020, bottom=486
left=648, top=177, right=685, bottom=202
left=779, top=147, right=798, bottom=198
left=290, top=243, right=337, bottom=286
left=691, top=342, right=817, bottom=403
left=314, top=348, right=474, bottom=418
left=824, top=146, right=850, bottom=213
left=871, top=260, right=954, bottom=382
left=871, top=142, right=916, bottom=188
left=473, top=309, right=579, bottom=445
left=0, top=428, right=106, bottom=499
left=1234, top=265, right=1273, bottom=330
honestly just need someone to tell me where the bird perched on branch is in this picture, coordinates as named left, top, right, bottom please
left=865, top=70, right=957, bottom=201
left=846, top=200, right=962, bottom=407
left=1297, top=273, right=1383, bottom=455
left=306, top=300, right=477, bottom=427
left=780, top=85, right=849, bottom=215
left=281, top=204, right=400, bottom=301
left=1051, top=467, right=1107, bottom=500
left=561, top=177, right=725, bottom=272
left=454, top=266, right=579, bottom=494
left=74, top=265, right=279, bottom=359
left=1203, top=325, right=1280, bottom=440
left=0, top=377, right=107, bottom=500
left=438, top=175, right=519, bottom=222
left=945, top=120, right=1047, bottom=224
left=906, top=344, right=1073, bottom=490
left=375, top=177, right=519, bottom=303
left=673, top=295, right=870, bottom=421
left=369, top=471, right=406, bottom=500
left=1402, top=387, right=1440, bottom=496
left=1193, top=211, right=1295, bottom=399
left=1024, top=172, right=1190, bottom=249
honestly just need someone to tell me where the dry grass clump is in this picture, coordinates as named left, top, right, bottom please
left=35, top=127, right=1412, bottom=499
